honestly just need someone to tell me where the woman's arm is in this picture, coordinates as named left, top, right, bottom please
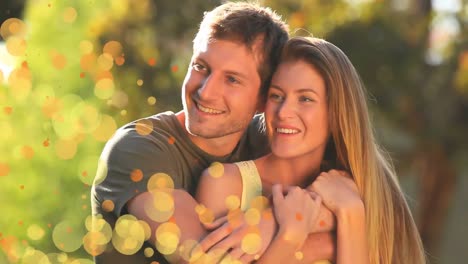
left=257, top=185, right=322, bottom=264
left=311, top=169, right=369, bottom=264
left=195, top=163, right=243, bottom=218
left=335, top=201, right=367, bottom=264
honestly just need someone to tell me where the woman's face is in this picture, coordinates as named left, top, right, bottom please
left=265, top=60, right=329, bottom=160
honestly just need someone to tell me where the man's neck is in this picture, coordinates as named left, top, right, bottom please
left=175, top=111, right=243, bottom=157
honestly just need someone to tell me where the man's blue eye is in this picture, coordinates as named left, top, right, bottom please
left=227, top=76, right=239, bottom=84
left=193, top=63, right=206, bottom=71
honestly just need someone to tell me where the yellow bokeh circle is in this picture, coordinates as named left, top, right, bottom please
left=135, top=119, right=153, bottom=136
left=178, top=239, right=203, bottom=262
left=55, top=139, right=78, bottom=160
left=92, top=115, right=117, bottom=142
left=144, top=190, right=174, bottom=223
left=27, top=224, right=45, bottom=241
left=147, top=96, right=157, bottom=106
left=52, top=221, right=84, bottom=252
left=21, top=248, right=49, bottom=264
left=97, top=53, right=114, bottom=71
left=144, top=247, right=154, bottom=258
left=250, top=196, right=269, bottom=211
left=6, top=36, right=27, bottom=56
left=196, top=205, right=215, bottom=225
left=295, top=251, right=304, bottom=260
left=79, top=40, right=94, bottom=55
left=147, top=173, right=174, bottom=192
left=208, top=162, right=224, bottom=178
left=110, top=90, right=129, bottom=109
left=244, top=208, right=261, bottom=226
left=225, top=195, right=240, bottom=211
left=94, top=78, right=115, bottom=100
left=0, top=18, right=27, bottom=39
left=112, top=215, right=146, bottom=255
left=103, top=41, right=123, bottom=59
left=63, top=7, right=78, bottom=23
left=156, top=222, right=181, bottom=255
left=241, top=232, right=262, bottom=255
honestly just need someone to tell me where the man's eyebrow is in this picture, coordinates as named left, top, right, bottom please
left=225, top=70, right=249, bottom=80
left=193, top=57, right=207, bottom=64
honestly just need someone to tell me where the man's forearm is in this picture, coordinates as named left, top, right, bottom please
left=127, top=189, right=207, bottom=263
left=300, top=231, right=336, bottom=263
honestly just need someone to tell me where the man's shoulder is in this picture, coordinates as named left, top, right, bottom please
left=113, top=111, right=180, bottom=142
left=101, top=111, right=184, bottom=158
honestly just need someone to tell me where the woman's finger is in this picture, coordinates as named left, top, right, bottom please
left=271, top=184, right=284, bottom=206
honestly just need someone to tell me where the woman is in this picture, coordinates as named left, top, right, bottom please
left=196, top=36, right=426, bottom=263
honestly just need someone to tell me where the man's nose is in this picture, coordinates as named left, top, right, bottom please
left=197, top=74, right=221, bottom=100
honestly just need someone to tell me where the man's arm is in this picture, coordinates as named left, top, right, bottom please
left=127, top=189, right=208, bottom=263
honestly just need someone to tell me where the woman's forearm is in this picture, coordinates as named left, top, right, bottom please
left=336, top=203, right=369, bottom=264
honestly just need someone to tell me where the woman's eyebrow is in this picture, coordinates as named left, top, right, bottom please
left=296, top=88, right=319, bottom=96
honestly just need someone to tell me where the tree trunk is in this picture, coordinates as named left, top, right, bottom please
left=417, top=144, right=456, bottom=256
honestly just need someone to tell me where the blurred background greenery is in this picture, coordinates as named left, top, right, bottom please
left=0, top=0, right=467, bottom=263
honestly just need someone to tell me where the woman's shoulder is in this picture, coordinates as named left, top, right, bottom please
left=199, top=162, right=243, bottom=194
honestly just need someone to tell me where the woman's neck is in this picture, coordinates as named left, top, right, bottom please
left=255, top=152, right=324, bottom=190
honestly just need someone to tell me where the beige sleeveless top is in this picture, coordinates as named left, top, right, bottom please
left=235, top=160, right=331, bottom=264
left=234, top=160, right=262, bottom=211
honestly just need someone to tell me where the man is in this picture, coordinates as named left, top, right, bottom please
left=92, top=2, right=334, bottom=263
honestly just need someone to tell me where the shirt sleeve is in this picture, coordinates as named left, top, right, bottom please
left=91, top=127, right=179, bottom=223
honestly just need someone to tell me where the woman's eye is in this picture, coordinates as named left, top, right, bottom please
left=268, top=93, right=283, bottom=102
left=300, top=96, right=314, bottom=102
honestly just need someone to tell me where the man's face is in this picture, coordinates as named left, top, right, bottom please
left=182, top=39, right=262, bottom=141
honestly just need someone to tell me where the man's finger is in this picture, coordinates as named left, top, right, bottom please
left=228, top=246, right=244, bottom=260
left=208, top=228, right=243, bottom=257
left=239, top=252, right=255, bottom=263
left=203, top=215, right=228, bottom=230
left=199, top=222, right=233, bottom=252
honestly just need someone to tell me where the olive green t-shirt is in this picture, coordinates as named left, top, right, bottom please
left=91, top=111, right=268, bottom=263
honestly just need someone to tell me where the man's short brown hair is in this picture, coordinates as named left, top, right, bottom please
left=193, top=1, right=289, bottom=98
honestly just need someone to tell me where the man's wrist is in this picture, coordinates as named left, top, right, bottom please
left=276, top=227, right=308, bottom=249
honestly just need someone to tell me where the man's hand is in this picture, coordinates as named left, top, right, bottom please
left=196, top=207, right=277, bottom=263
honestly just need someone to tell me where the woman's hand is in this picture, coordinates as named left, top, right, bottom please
left=272, top=184, right=322, bottom=247
left=310, top=169, right=363, bottom=216
left=310, top=170, right=369, bottom=264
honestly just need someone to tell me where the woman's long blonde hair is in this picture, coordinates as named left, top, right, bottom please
left=281, top=37, right=426, bottom=263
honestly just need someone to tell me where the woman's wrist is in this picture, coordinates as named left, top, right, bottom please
left=335, top=199, right=365, bottom=224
